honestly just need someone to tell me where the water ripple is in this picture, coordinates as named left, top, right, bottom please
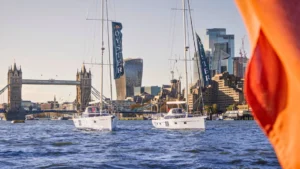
left=0, top=120, right=280, bottom=169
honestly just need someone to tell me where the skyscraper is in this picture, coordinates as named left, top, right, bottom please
left=206, top=28, right=234, bottom=75
left=233, top=56, right=248, bottom=78
left=115, top=58, right=143, bottom=100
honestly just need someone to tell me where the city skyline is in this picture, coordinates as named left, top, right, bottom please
left=0, top=0, right=249, bottom=103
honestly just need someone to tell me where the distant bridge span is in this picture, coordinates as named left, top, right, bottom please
left=25, top=110, right=77, bottom=115
left=22, top=79, right=80, bottom=85
left=25, top=110, right=157, bottom=115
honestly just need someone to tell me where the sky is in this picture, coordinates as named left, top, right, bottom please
left=0, top=0, right=249, bottom=103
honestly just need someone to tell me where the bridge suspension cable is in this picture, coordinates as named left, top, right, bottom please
left=0, top=85, right=9, bottom=96
left=91, top=90, right=101, bottom=100
left=91, top=86, right=108, bottom=100
left=91, top=86, right=110, bottom=105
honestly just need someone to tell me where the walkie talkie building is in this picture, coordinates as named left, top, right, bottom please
left=115, top=58, right=143, bottom=100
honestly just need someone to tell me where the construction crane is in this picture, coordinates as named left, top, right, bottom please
left=239, top=36, right=247, bottom=78
left=239, top=35, right=247, bottom=58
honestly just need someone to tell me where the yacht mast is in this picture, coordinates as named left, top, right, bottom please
left=106, top=0, right=113, bottom=110
left=182, top=0, right=189, bottom=114
left=100, top=0, right=104, bottom=112
left=187, top=0, right=205, bottom=114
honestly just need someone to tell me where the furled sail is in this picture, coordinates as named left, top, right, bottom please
left=196, top=33, right=211, bottom=87
left=112, top=22, right=124, bottom=79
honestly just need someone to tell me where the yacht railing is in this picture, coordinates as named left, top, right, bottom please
left=151, top=113, right=206, bottom=120
left=151, top=113, right=166, bottom=120
left=74, top=112, right=112, bottom=118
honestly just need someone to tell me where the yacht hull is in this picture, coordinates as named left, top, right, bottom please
left=152, top=116, right=206, bottom=129
left=73, top=115, right=117, bottom=131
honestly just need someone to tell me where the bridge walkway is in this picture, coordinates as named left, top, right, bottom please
left=25, top=109, right=77, bottom=115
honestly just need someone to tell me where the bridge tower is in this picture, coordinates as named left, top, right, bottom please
left=76, top=64, right=91, bottom=111
left=6, top=63, right=24, bottom=120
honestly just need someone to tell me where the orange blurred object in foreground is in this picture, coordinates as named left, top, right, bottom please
left=235, top=0, right=300, bottom=168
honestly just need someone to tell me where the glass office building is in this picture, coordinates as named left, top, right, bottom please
left=115, top=58, right=143, bottom=100
left=206, top=28, right=234, bottom=75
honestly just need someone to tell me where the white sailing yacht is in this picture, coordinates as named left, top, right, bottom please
left=152, top=0, right=207, bottom=130
left=73, top=106, right=117, bottom=131
left=152, top=101, right=206, bottom=129
left=73, top=0, right=119, bottom=131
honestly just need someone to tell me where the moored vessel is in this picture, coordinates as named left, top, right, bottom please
left=72, top=0, right=124, bottom=131
left=152, top=101, right=206, bottom=129
left=73, top=106, right=117, bottom=131
left=152, top=108, right=206, bottom=129
left=152, top=0, right=209, bottom=130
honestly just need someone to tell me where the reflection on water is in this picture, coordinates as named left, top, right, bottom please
left=0, top=120, right=280, bottom=169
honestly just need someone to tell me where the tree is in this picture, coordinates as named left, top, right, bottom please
left=226, top=103, right=238, bottom=111
left=212, top=104, right=218, bottom=114
left=204, top=105, right=212, bottom=114
left=226, top=105, right=234, bottom=111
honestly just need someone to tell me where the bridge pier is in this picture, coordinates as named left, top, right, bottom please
left=5, top=109, right=26, bottom=121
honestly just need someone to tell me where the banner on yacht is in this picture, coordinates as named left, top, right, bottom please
left=112, top=22, right=124, bottom=79
left=196, top=33, right=211, bottom=87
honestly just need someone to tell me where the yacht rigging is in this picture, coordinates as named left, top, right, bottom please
left=73, top=0, right=118, bottom=131
left=152, top=0, right=208, bottom=130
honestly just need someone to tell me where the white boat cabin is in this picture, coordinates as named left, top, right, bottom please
left=163, top=108, right=191, bottom=119
left=167, top=108, right=186, bottom=115
left=82, top=106, right=109, bottom=117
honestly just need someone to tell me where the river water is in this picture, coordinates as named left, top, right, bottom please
left=0, top=120, right=280, bottom=169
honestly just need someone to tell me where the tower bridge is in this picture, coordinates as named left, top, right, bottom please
left=0, top=63, right=94, bottom=121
